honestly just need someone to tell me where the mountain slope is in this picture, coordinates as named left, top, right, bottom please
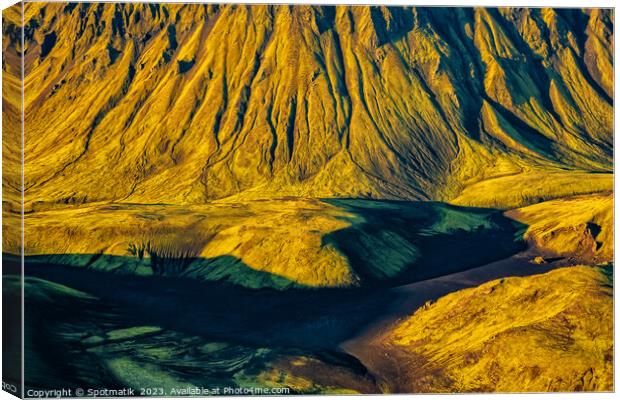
left=1, top=4, right=613, bottom=207
left=386, top=265, right=612, bottom=392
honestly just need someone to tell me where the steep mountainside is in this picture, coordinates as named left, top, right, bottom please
left=2, top=4, right=613, bottom=207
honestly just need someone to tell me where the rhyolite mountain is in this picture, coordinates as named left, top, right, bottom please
left=2, top=4, right=613, bottom=207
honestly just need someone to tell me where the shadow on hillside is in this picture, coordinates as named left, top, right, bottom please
left=5, top=254, right=387, bottom=391
left=5, top=199, right=529, bottom=348
left=2, top=199, right=537, bottom=391
left=322, top=199, right=527, bottom=287
left=5, top=254, right=385, bottom=349
left=21, top=252, right=303, bottom=290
